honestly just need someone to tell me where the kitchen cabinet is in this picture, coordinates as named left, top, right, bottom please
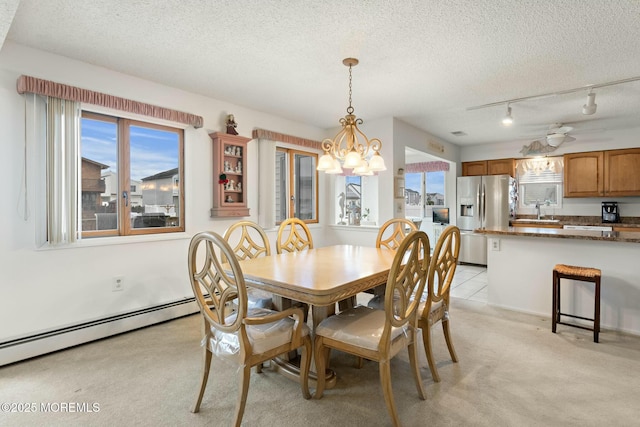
left=210, top=132, right=250, bottom=218
left=564, top=151, right=604, bottom=197
left=462, top=158, right=514, bottom=177
left=564, top=148, right=640, bottom=198
left=487, top=158, right=515, bottom=177
left=462, top=161, right=487, bottom=176
left=604, top=148, right=640, bottom=197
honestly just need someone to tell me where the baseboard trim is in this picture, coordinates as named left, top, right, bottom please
left=0, top=298, right=199, bottom=367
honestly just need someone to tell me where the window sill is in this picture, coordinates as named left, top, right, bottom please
left=36, top=232, right=191, bottom=250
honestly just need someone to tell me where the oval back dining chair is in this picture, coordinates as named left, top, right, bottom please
left=276, top=217, right=313, bottom=254
left=188, top=231, right=312, bottom=426
left=223, top=220, right=271, bottom=261
left=362, top=218, right=421, bottom=303
left=376, top=218, right=419, bottom=251
left=314, top=231, right=430, bottom=427
left=418, top=225, right=461, bottom=382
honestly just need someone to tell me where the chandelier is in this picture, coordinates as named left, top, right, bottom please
left=317, top=58, right=386, bottom=175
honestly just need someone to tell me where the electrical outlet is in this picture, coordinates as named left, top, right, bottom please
left=491, top=239, right=500, bottom=251
left=112, top=276, right=125, bottom=292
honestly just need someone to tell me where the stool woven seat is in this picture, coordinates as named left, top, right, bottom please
left=552, top=264, right=602, bottom=342
left=553, top=264, right=601, bottom=278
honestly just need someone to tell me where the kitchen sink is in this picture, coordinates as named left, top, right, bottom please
left=511, top=219, right=561, bottom=224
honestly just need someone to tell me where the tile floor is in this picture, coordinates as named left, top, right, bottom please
left=450, top=263, right=487, bottom=303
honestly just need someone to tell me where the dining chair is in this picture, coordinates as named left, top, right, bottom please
left=361, top=218, right=420, bottom=305
left=188, top=231, right=312, bottom=426
left=418, top=225, right=461, bottom=382
left=276, top=218, right=313, bottom=317
left=314, top=230, right=430, bottom=427
left=276, top=217, right=313, bottom=254
left=223, top=220, right=273, bottom=310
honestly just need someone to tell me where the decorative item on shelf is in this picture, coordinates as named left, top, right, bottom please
left=226, top=114, right=238, bottom=135
left=218, top=174, right=228, bottom=185
left=236, top=182, right=241, bottom=191
left=224, top=160, right=231, bottom=172
left=316, top=58, right=387, bottom=176
left=236, top=160, right=242, bottom=173
left=225, top=195, right=233, bottom=203
left=228, top=180, right=235, bottom=191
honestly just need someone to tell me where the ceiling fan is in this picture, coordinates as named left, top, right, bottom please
left=545, top=124, right=576, bottom=147
left=519, top=123, right=576, bottom=156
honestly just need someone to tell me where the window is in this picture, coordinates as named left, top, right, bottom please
left=81, top=111, right=184, bottom=237
left=404, top=171, right=446, bottom=218
left=275, top=148, right=318, bottom=223
left=516, top=158, right=563, bottom=209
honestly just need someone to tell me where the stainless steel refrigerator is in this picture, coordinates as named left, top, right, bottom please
left=456, top=175, right=516, bottom=265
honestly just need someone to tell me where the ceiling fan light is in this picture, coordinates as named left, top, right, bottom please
left=582, top=92, right=597, bottom=115
left=546, top=134, right=566, bottom=147
left=343, top=150, right=362, bottom=169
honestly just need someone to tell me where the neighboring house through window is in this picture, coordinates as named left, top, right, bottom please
left=81, top=111, right=185, bottom=237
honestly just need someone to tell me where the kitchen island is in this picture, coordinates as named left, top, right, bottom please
left=476, top=226, right=640, bottom=336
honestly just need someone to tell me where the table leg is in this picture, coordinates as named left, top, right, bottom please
left=269, top=296, right=337, bottom=389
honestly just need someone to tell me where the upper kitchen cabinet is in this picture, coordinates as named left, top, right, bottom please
left=565, top=148, right=640, bottom=198
left=462, top=160, right=487, bottom=176
left=564, top=151, right=604, bottom=197
left=604, top=148, right=640, bottom=197
left=487, top=158, right=515, bottom=177
left=462, top=158, right=514, bottom=177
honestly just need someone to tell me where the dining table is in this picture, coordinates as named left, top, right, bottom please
left=234, top=244, right=397, bottom=387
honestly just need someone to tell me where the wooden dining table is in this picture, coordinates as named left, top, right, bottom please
left=235, top=244, right=397, bottom=386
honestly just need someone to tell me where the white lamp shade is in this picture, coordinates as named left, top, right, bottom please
left=317, top=153, right=334, bottom=171
left=368, top=153, right=387, bottom=171
left=326, top=158, right=343, bottom=174
left=353, top=160, right=370, bottom=175
left=343, top=150, right=362, bottom=169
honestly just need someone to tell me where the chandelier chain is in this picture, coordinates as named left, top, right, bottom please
left=347, top=64, right=354, bottom=115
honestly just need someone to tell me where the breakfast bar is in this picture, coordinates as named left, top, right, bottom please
left=476, top=226, right=640, bottom=336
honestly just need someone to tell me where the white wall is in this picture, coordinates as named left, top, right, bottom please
left=0, top=42, right=331, bottom=347
left=459, top=129, right=640, bottom=218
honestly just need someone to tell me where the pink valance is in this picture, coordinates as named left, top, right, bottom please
left=405, top=161, right=450, bottom=173
left=253, top=128, right=322, bottom=150
left=16, top=75, right=203, bottom=128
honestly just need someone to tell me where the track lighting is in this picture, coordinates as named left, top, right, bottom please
left=582, top=91, right=597, bottom=115
left=502, top=104, right=513, bottom=126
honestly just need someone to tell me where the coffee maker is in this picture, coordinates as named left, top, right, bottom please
left=602, top=202, right=620, bottom=223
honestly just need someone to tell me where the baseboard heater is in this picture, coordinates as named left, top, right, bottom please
left=0, top=298, right=199, bottom=367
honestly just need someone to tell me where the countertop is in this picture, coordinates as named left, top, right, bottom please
left=510, top=215, right=640, bottom=229
left=477, top=226, right=640, bottom=243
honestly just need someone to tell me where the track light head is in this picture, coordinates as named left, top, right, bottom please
left=502, top=105, right=513, bottom=126
left=582, top=92, right=597, bottom=115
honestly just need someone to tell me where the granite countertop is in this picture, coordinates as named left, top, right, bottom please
left=510, top=215, right=640, bottom=228
left=478, top=226, right=640, bottom=243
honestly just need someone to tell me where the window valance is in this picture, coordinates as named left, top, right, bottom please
left=16, top=75, right=203, bottom=128
left=516, top=157, right=563, bottom=176
left=253, top=128, right=322, bottom=150
left=405, top=161, right=450, bottom=173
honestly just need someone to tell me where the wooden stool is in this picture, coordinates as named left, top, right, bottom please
left=552, top=264, right=601, bottom=342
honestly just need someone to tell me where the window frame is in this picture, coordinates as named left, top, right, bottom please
left=81, top=111, right=185, bottom=238
left=275, top=147, right=318, bottom=225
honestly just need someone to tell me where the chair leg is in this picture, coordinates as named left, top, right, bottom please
left=299, top=337, right=312, bottom=399
left=422, top=323, right=440, bottom=382
left=408, top=340, right=427, bottom=400
left=379, top=359, right=401, bottom=427
left=442, top=317, right=459, bottom=363
left=191, top=348, right=212, bottom=413
left=233, top=364, right=251, bottom=427
left=313, top=335, right=327, bottom=399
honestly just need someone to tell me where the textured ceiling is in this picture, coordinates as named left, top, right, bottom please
left=5, top=0, right=640, bottom=148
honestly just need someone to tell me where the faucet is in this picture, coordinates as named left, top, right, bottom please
left=535, top=200, right=542, bottom=220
